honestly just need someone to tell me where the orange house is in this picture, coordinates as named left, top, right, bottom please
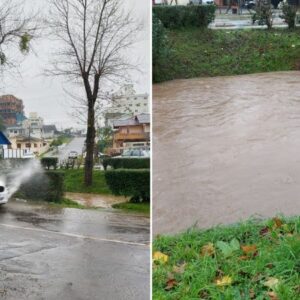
left=112, top=114, right=150, bottom=152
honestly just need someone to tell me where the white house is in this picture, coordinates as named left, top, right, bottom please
left=107, top=85, right=149, bottom=115
left=43, top=125, right=58, bottom=139
left=22, top=112, right=44, bottom=139
left=105, top=85, right=149, bottom=127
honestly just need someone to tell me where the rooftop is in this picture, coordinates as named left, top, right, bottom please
left=113, top=113, right=150, bottom=128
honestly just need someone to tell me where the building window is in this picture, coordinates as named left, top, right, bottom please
left=25, top=143, right=31, bottom=148
left=17, top=143, right=21, bottom=149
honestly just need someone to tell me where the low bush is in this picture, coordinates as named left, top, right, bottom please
left=153, top=5, right=216, bottom=29
left=41, top=157, right=58, bottom=170
left=103, top=158, right=150, bottom=170
left=105, top=169, right=150, bottom=202
left=16, top=171, right=65, bottom=202
left=63, top=169, right=111, bottom=194
left=280, top=3, right=297, bottom=29
left=153, top=13, right=172, bottom=82
left=252, top=2, right=273, bottom=29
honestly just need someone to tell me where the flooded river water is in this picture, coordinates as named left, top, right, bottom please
left=153, top=71, right=300, bottom=235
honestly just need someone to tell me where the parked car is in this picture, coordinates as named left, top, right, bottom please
left=0, top=182, right=8, bottom=205
left=189, top=0, right=214, bottom=5
left=244, top=0, right=255, bottom=9
left=68, top=151, right=78, bottom=159
left=117, top=149, right=150, bottom=158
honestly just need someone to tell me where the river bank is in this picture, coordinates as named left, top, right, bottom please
left=153, top=28, right=300, bottom=83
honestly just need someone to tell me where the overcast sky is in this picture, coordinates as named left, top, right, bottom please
left=1, top=0, right=150, bottom=129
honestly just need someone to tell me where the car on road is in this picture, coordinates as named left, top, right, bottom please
left=0, top=182, right=8, bottom=204
left=68, top=151, right=78, bottom=159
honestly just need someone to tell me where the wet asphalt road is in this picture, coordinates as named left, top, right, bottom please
left=0, top=199, right=150, bottom=300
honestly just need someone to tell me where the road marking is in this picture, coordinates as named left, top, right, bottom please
left=0, top=223, right=149, bottom=247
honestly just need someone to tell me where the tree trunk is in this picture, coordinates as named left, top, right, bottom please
left=84, top=102, right=96, bottom=186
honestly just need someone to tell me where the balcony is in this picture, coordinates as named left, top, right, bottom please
left=114, top=132, right=149, bottom=141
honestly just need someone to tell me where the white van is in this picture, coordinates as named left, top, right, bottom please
left=0, top=181, right=8, bottom=204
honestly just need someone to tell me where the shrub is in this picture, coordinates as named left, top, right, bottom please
left=16, top=171, right=65, bottom=203
left=105, top=169, right=150, bottom=202
left=280, top=3, right=297, bottom=29
left=41, top=157, right=58, bottom=170
left=103, top=158, right=150, bottom=170
left=252, top=2, right=273, bottom=29
left=153, top=13, right=172, bottom=83
left=153, top=5, right=216, bottom=29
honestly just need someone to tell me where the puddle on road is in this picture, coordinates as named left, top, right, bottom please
left=65, top=192, right=127, bottom=208
left=153, top=71, right=300, bottom=235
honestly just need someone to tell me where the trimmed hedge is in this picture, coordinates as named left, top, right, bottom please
left=16, top=171, right=65, bottom=203
left=103, top=158, right=150, bottom=170
left=153, top=5, right=216, bottom=29
left=105, top=169, right=150, bottom=202
left=41, top=157, right=58, bottom=170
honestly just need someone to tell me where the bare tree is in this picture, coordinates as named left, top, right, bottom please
left=48, top=0, right=139, bottom=186
left=0, top=0, right=37, bottom=73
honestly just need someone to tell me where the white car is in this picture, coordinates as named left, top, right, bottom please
left=189, top=0, right=214, bottom=4
left=0, top=182, right=8, bottom=204
left=68, top=151, right=78, bottom=159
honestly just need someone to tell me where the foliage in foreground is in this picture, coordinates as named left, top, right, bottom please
left=16, top=171, right=64, bottom=203
left=153, top=217, right=300, bottom=299
left=103, top=157, right=150, bottom=170
left=153, top=28, right=300, bottom=83
left=41, top=157, right=58, bottom=170
left=63, top=169, right=111, bottom=195
left=153, top=5, right=216, bottom=29
left=105, top=169, right=150, bottom=202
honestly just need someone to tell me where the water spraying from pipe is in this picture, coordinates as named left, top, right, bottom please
left=4, top=159, right=43, bottom=198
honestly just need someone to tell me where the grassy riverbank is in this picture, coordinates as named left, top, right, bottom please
left=154, top=28, right=300, bottom=82
left=153, top=217, right=300, bottom=299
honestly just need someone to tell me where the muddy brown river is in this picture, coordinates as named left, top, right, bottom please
left=153, top=71, right=300, bottom=235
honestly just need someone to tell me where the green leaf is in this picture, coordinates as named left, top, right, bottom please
left=230, top=238, right=240, bottom=251
left=216, top=239, right=240, bottom=258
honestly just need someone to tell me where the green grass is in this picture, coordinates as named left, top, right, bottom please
left=153, top=217, right=300, bottom=299
left=63, top=169, right=112, bottom=195
left=112, top=202, right=150, bottom=215
left=154, top=28, right=300, bottom=82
